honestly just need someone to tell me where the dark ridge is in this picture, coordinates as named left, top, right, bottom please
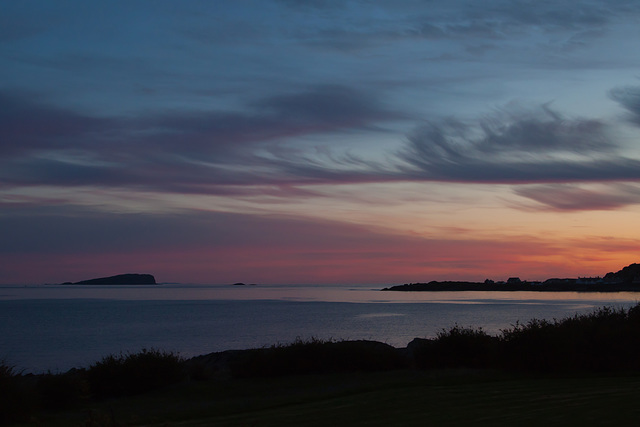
left=64, top=274, right=156, bottom=285
left=604, top=263, right=640, bottom=283
left=383, top=262, right=640, bottom=292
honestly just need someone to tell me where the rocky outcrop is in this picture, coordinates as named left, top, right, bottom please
left=65, top=273, right=156, bottom=285
left=604, top=263, right=640, bottom=284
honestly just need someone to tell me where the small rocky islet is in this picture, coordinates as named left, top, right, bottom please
left=60, top=273, right=157, bottom=285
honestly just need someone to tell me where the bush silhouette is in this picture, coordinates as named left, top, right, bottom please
left=407, top=304, right=640, bottom=372
left=37, top=370, right=87, bottom=410
left=500, top=305, right=640, bottom=372
left=87, top=348, right=184, bottom=398
left=229, top=337, right=405, bottom=378
left=408, top=326, right=499, bottom=369
left=433, top=325, right=498, bottom=368
left=0, top=361, right=35, bottom=425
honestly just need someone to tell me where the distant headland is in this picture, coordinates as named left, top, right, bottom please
left=383, top=263, right=640, bottom=292
left=61, top=273, right=157, bottom=285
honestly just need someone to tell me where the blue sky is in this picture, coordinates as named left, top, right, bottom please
left=2, top=0, right=640, bottom=284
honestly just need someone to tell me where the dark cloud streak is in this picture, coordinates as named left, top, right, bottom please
left=0, top=92, right=119, bottom=155
left=4, top=88, right=640, bottom=195
left=396, top=105, right=640, bottom=183
left=514, top=183, right=640, bottom=211
left=279, top=0, right=637, bottom=56
left=0, top=86, right=401, bottom=192
left=610, top=85, right=640, bottom=126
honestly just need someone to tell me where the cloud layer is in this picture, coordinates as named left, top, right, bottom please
left=3, top=1, right=640, bottom=284
left=4, top=89, right=640, bottom=197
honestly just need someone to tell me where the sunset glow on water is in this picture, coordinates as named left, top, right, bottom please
left=2, top=283, right=640, bottom=304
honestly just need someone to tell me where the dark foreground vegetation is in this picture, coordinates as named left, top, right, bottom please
left=5, top=304, right=640, bottom=425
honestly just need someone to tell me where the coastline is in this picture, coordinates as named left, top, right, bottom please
left=382, top=281, right=640, bottom=292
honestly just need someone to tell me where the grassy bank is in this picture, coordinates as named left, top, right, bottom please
left=5, top=304, right=640, bottom=425
left=10, top=370, right=640, bottom=426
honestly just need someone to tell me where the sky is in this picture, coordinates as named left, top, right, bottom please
left=2, top=0, right=640, bottom=285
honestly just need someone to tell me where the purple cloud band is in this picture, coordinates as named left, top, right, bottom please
left=2, top=85, right=640, bottom=203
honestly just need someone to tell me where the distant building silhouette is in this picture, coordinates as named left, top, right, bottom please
left=576, top=277, right=602, bottom=285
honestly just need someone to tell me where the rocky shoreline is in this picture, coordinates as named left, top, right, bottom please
left=383, top=262, right=640, bottom=292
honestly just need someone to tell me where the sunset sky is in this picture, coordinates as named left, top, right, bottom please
left=2, top=0, right=640, bottom=285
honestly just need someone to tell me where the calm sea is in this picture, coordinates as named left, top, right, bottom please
left=1, top=283, right=638, bottom=373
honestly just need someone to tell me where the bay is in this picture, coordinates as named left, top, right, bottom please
left=1, top=283, right=638, bottom=373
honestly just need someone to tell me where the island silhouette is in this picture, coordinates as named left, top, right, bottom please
left=60, top=273, right=156, bottom=285
left=383, top=262, right=640, bottom=292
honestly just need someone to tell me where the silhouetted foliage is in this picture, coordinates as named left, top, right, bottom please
left=406, top=326, right=499, bottom=370
left=0, top=361, right=35, bottom=425
left=433, top=325, right=498, bottom=368
left=37, top=370, right=87, bottom=410
left=87, top=348, right=184, bottom=398
left=499, top=305, right=640, bottom=372
left=229, top=337, right=405, bottom=378
left=406, top=304, right=640, bottom=372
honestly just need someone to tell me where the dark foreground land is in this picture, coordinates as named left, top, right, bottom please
left=11, top=370, right=640, bottom=426
left=6, top=304, right=640, bottom=426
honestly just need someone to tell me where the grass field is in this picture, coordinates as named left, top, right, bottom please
left=18, top=370, right=640, bottom=426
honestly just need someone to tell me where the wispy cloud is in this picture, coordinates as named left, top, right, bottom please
left=0, top=91, right=120, bottom=155
left=610, top=85, right=640, bottom=126
left=514, top=183, right=640, bottom=211
left=4, top=87, right=640, bottom=196
left=274, top=0, right=637, bottom=61
left=397, top=104, right=640, bottom=183
left=0, top=85, right=402, bottom=192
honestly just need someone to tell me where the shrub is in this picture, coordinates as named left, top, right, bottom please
left=433, top=325, right=498, bottom=368
left=408, top=326, right=499, bottom=370
left=407, top=304, right=640, bottom=372
left=499, top=305, right=640, bottom=372
left=86, top=348, right=184, bottom=398
left=229, top=337, right=404, bottom=378
left=0, top=360, right=35, bottom=425
left=37, top=370, right=87, bottom=410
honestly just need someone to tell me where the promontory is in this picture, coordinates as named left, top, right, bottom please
left=382, top=263, right=640, bottom=292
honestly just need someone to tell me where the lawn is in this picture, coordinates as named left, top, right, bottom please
left=19, top=370, right=640, bottom=426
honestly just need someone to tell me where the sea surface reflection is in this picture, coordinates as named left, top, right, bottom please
left=1, top=283, right=638, bottom=373
left=2, top=283, right=640, bottom=304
